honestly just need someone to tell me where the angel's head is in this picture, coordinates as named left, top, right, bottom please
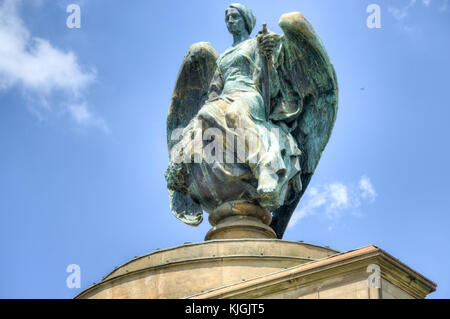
left=225, top=3, right=256, bottom=37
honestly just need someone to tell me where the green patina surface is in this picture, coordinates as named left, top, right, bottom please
left=165, top=4, right=338, bottom=238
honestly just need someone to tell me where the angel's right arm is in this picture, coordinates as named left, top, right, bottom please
left=207, top=67, right=224, bottom=101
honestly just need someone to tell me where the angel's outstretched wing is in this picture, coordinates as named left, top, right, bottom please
left=270, top=12, right=338, bottom=238
left=166, top=42, right=219, bottom=226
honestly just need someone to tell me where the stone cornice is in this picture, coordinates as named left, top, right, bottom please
left=189, top=245, right=436, bottom=299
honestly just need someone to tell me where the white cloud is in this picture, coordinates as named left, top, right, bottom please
left=0, top=0, right=104, bottom=130
left=67, top=102, right=107, bottom=132
left=389, top=0, right=447, bottom=33
left=388, top=0, right=417, bottom=21
left=387, top=0, right=443, bottom=35
left=328, top=183, right=350, bottom=210
left=288, top=176, right=377, bottom=229
left=420, top=0, right=449, bottom=10
left=359, top=175, right=377, bottom=202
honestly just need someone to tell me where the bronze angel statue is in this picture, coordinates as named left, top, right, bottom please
left=165, top=3, right=338, bottom=239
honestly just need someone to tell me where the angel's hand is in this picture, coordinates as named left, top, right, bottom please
left=257, top=32, right=280, bottom=58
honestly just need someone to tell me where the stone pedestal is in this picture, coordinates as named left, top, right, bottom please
left=75, top=240, right=436, bottom=299
left=205, top=201, right=276, bottom=240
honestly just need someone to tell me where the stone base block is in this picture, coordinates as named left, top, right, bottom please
left=75, top=241, right=436, bottom=299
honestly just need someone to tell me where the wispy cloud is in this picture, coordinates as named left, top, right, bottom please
left=67, top=102, right=107, bottom=131
left=421, top=0, right=450, bottom=11
left=288, top=176, right=377, bottom=229
left=0, top=0, right=106, bottom=131
left=389, top=0, right=417, bottom=21
left=388, top=0, right=448, bottom=34
left=359, top=175, right=377, bottom=203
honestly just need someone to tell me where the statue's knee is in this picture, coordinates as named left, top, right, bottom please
left=197, top=107, right=207, bottom=119
left=225, top=110, right=240, bottom=128
left=197, top=107, right=212, bottom=122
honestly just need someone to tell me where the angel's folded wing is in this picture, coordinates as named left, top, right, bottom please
left=270, top=12, right=339, bottom=238
left=166, top=42, right=219, bottom=226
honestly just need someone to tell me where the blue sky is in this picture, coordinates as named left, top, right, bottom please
left=0, top=0, right=449, bottom=299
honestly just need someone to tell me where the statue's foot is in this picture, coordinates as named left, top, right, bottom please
left=257, top=170, right=281, bottom=209
left=258, top=190, right=280, bottom=210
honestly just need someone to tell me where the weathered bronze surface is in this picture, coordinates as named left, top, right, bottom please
left=165, top=4, right=338, bottom=238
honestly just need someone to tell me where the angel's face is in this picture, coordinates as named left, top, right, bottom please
left=225, top=8, right=246, bottom=35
